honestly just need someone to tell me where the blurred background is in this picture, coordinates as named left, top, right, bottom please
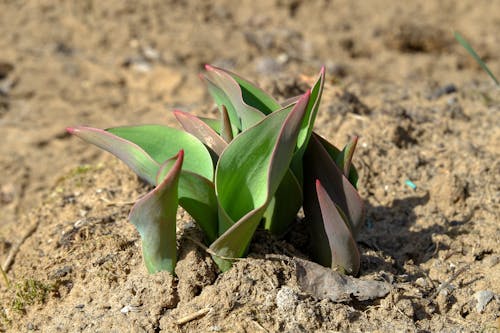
left=1, top=0, right=499, bottom=227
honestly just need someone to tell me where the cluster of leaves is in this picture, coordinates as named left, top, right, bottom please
left=68, top=66, right=364, bottom=275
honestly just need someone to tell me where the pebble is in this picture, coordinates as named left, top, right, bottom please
left=474, top=290, right=494, bottom=313
left=428, top=83, right=457, bottom=100
left=415, top=277, right=427, bottom=288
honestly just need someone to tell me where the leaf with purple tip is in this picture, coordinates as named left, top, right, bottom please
left=156, top=163, right=219, bottom=244
left=173, top=110, right=227, bottom=156
left=304, top=135, right=365, bottom=237
left=67, top=126, right=160, bottom=185
left=291, top=68, right=325, bottom=185
left=129, top=150, right=183, bottom=273
left=209, top=65, right=281, bottom=115
left=312, top=179, right=360, bottom=275
left=204, top=65, right=265, bottom=131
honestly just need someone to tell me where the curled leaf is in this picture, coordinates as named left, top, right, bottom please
left=129, top=150, right=183, bottom=273
left=157, top=162, right=218, bottom=244
left=219, top=106, right=234, bottom=143
left=335, top=136, right=358, bottom=180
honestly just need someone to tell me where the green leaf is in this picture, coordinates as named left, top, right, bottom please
left=210, top=65, right=281, bottom=115
left=173, top=110, right=227, bottom=156
left=311, top=179, right=360, bottom=275
left=204, top=65, right=265, bottom=131
left=261, top=169, right=302, bottom=236
left=211, top=91, right=311, bottom=271
left=198, top=116, right=221, bottom=133
left=67, top=126, right=160, bottom=185
left=197, top=108, right=237, bottom=141
left=178, top=172, right=218, bottom=243
left=129, top=150, right=183, bottom=273
left=297, top=67, right=325, bottom=152
left=203, top=76, right=241, bottom=136
left=335, top=136, right=358, bottom=180
left=304, top=135, right=365, bottom=236
left=291, top=68, right=325, bottom=185
left=108, top=125, right=214, bottom=181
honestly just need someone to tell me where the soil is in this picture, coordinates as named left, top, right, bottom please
left=1, top=1, right=499, bottom=332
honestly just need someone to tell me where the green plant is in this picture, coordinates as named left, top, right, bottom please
left=68, top=66, right=364, bottom=275
left=11, top=279, right=54, bottom=313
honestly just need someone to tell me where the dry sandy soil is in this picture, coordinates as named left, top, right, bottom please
left=0, top=1, right=499, bottom=332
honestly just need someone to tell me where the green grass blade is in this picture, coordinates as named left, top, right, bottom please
left=454, top=32, right=499, bottom=85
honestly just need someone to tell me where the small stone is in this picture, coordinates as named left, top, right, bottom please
left=142, top=46, right=160, bottom=61
left=428, top=83, right=457, bottom=100
left=415, top=277, right=427, bottom=288
left=276, top=286, right=299, bottom=312
left=474, top=290, right=494, bottom=313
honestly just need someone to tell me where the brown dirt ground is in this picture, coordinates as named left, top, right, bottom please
left=1, top=1, right=499, bottom=332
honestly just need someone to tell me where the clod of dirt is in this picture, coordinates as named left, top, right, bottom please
left=0, top=62, right=14, bottom=80
left=295, top=258, right=390, bottom=302
left=175, top=234, right=218, bottom=305
left=384, top=22, right=451, bottom=53
left=391, top=123, right=418, bottom=148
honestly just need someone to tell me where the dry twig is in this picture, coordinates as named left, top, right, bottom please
left=175, top=307, right=211, bottom=325
left=3, top=221, right=40, bottom=274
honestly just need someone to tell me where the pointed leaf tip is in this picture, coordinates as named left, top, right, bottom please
left=177, top=149, right=185, bottom=160
left=315, top=179, right=360, bottom=275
